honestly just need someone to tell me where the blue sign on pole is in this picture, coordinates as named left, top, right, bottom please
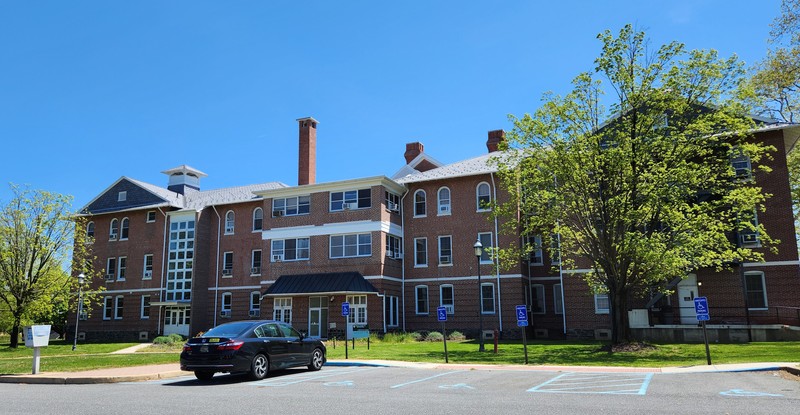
left=516, top=305, right=528, bottom=322
left=341, top=302, right=350, bottom=317
left=697, top=314, right=710, bottom=321
left=437, top=307, right=447, bottom=322
left=694, top=297, right=710, bottom=320
left=517, top=320, right=529, bottom=327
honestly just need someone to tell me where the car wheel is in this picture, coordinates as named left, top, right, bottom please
left=194, top=371, right=214, bottom=381
left=307, top=348, right=324, bottom=371
left=249, top=354, right=269, bottom=380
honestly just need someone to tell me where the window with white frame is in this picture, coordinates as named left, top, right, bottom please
left=165, top=219, right=194, bottom=302
left=117, top=256, right=127, bottom=280
left=110, top=219, right=119, bottom=240
left=385, top=191, right=400, bottom=212
left=731, top=148, right=752, bottom=179
left=251, top=250, right=262, bottom=275
left=531, top=284, right=545, bottom=314
left=330, top=233, right=371, bottom=258
left=273, top=298, right=292, bottom=323
left=438, top=236, right=452, bottom=265
left=222, top=252, right=233, bottom=276
left=550, top=234, right=561, bottom=265
left=440, top=285, right=454, bottom=314
left=120, top=217, right=129, bottom=240
left=595, top=293, right=610, bottom=314
left=554, top=284, right=564, bottom=314
left=106, top=257, right=116, bottom=280
left=141, top=295, right=150, bottom=319
left=739, top=209, right=760, bottom=247
left=437, top=187, right=451, bottom=215
left=476, top=182, right=491, bottom=211
left=413, top=190, right=426, bottom=217
left=143, top=254, right=153, bottom=279
left=526, top=235, right=543, bottom=265
left=481, top=283, right=495, bottom=314
left=745, top=271, right=768, bottom=310
left=273, top=196, right=310, bottom=216
left=86, top=222, right=95, bottom=238
left=250, top=292, right=261, bottom=312
left=330, top=189, right=371, bottom=211
left=415, top=285, right=429, bottom=314
left=221, top=292, right=232, bottom=312
left=347, top=295, right=367, bottom=324
left=271, top=238, right=310, bottom=261
left=224, top=211, right=235, bottom=234
left=78, top=298, right=88, bottom=320
left=385, top=295, right=399, bottom=327
left=103, top=296, right=113, bottom=320
left=114, top=295, right=124, bottom=320
left=478, top=232, right=492, bottom=263
left=385, top=234, right=402, bottom=259
left=146, top=210, right=156, bottom=223
left=414, top=238, right=428, bottom=267
left=253, top=208, right=263, bottom=231
left=118, top=191, right=127, bottom=202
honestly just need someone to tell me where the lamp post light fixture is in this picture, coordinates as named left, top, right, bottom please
left=474, top=239, right=485, bottom=352
left=72, top=273, right=85, bottom=351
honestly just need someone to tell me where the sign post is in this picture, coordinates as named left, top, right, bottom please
left=516, top=305, right=529, bottom=365
left=694, top=297, right=712, bottom=365
left=341, top=302, right=350, bottom=360
left=437, top=306, right=448, bottom=363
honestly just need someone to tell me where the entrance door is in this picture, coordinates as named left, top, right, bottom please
left=163, top=307, right=190, bottom=336
left=308, top=296, right=329, bottom=338
left=677, top=274, right=698, bottom=324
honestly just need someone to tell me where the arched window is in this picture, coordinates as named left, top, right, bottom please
left=120, top=218, right=129, bottom=240
left=86, top=221, right=95, bottom=238
left=414, top=190, right=426, bottom=217
left=476, top=182, right=491, bottom=211
left=109, top=219, right=119, bottom=240
left=225, top=211, right=235, bottom=234
left=437, top=187, right=451, bottom=215
left=253, top=208, right=263, bottom=231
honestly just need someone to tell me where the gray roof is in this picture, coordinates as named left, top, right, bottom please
left=183, top=182, right=288, bottom=210
left=394, top=151, right=518, bottom=184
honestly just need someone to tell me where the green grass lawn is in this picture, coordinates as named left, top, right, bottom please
left=1, top=334, right=798, bottom=375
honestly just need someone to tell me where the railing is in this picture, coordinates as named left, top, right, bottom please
left=645, top=305, right=800, bottom=327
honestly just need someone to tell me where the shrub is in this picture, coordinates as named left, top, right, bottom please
left=168, top=333, right=184, bottom=342
left=447, top=331, right=466, bottom=341
left=410, top=331, right=424, bottom=341
left=152, top=336, right=173, bottom=345
left=424, top=331, right=444, bottom=342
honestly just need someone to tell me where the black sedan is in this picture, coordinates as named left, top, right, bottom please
left=180, top=320, right=326, bottom=381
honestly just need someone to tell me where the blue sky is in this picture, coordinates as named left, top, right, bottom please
left=0, top=1, right=782, bottom=208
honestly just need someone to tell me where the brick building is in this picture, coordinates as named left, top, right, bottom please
left=71, top=117, right=800, bottom=342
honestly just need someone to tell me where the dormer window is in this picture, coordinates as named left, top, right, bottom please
left=118, top=191, right=127, bottom=202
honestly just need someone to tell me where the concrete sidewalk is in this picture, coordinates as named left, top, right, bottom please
left=1, top=359, right=798, bottom=385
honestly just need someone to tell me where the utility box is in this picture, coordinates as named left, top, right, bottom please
left=24, top=325, right=52, bottom=348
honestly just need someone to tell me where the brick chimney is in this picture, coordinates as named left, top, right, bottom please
left=487, top=130, right=505, bottom=153
left=404, top=142, right=424, bottom=164
left=297, top=117, right=318, bottom=185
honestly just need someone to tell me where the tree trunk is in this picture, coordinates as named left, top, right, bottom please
left=9, top=320, right=21, bottom=348
left=610, top=289, right=631, bottom=344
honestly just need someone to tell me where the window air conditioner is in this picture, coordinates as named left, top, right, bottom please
left=222, top=268, right=233, bottom=276
left=343, top=202, right=358, bottom=210
left=249, top=310, right=261, bottom=318
left=143, top=270, right=153, bottom=278
left=220, top=310, right=231, bottom=318
left=740, top=232, right=758, bottom=245
left=439, top=255, right=452, bottom=265
left=272, top=210, right=284, bottom=217
left=109, top=232, right=118, bottom=240
left=250, top=267, right=261, bottom=275
left=272, top=254, right=284, bottom=262
left=439, top=205, right=450, bottom=213
left=105, top=273, right=115, bottom=282
left=444, top=305, right=454, bottom=314
left=387, top=202, right=399, bottom=212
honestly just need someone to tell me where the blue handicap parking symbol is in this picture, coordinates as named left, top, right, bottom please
left=437, top=307, right=447, bottom=321
left=341, top=302, right=350, bottom=316
left=516, top=305, right=527, bottom=321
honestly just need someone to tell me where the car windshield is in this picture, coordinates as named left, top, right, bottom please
left=202, top=322, right=253, bottom=338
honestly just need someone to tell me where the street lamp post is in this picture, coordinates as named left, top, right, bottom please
left=474, top=239, right=485, bottom=352
left=72, top=273, right=85, bottom=351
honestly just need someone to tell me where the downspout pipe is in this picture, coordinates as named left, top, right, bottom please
left=211, top=206, right=222, bottom=328
left=157, top=207, right=168, bottom=335
left=400, top=188, right=409, bottom=332
left=490, top=172, right=503, bottom=333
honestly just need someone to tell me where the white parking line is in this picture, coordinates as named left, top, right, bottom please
left=528, top=372, right=654, bottom=395
left=390, top=371, right=465, bottom=389
left=251, top=367, right=379, bottom=387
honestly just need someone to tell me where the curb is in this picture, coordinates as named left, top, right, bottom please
left=0, top=370, right=186, bottom=385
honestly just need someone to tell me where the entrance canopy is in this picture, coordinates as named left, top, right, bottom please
left=263, top=272, right=378, bottom=297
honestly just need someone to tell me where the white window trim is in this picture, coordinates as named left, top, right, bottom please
left=476, top=182, right=492, bottom=212
left=745, top=271, right=768, bottom=310
left=109, top=219, right=118, bottom=240
left=413, top=189, right=427, bottom=218
left=271, top=238, right=311, bottom=262
left=329, top=233, right=372, bottom=259
left=554, top=284, right=564, bottom=315
left=252, top=208, right=263, bottom=232
left=528, top=235, right=544, bottom=266
left=118, top=191, right=127, bottom=202
left=478, top=232, right=493, bottom=264
left=221, top=292, right=232, bottom=311
left=120, top=217, right=129, bottom=241
left=250, top=291, right=261, bottom=311
left=140, top=295, right=150, bottom=319
left=437, top=187, right=451, bottom=216
left=415, top=285, right=429, bottom=315
left=594, top=293, right=610, bottom=314
left=117, top=256, right=127, bottom=281
left=437, top=235, right=453, bottom=266
left=440, top=284, right=454, bottom=314
left=102, top=296, right=112, bottom=320
left=143, top=254, right=153, bottom=280
left=251, top=250, right=262, bottom=275
left=224, top=211, right=235, bottom=235
left=222, top=251, right=234, bottom=277
left=146, top=211, right=156, bottom=223
left=480, top=283, right=495, bottom=314
left=414, top=237, right=428, bottom=268
left=114, top=295, right=124, bottom=320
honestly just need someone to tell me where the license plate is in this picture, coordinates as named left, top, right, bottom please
left=200, top=345, right=208, bottom=353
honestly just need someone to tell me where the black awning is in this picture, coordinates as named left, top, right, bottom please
left=263, top=272, right=379, bottom=296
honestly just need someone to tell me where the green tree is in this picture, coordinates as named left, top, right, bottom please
left=494, top=25, right=773, bottom=344
left=0, top=185, right=98, bottom=348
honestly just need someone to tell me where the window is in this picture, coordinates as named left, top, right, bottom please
left=739, top=210, right=760, bottom=247
left=415, top=285, right=429, bottom=314
left=385, top=295, right=399, bottom=327
left=251, top=250, right=262, bottom=275
left=437, top=187, right=451, bottom=215
left=86, top=222, right=95, bottom=238
left=385, top=235, right=403, bottom=259
left=414, top=238, right=428, bottom=267
left=531, top=284, right=545, bottom=314
left=117, top=256, right=127, bottom=280
left=103, top=296, right=113, bottom=320
left=106, top=258, right=116, bottom=280
left=554, top=284, right=564, bottom=314
left=224, top=211, right=235, bottom=234
left=109, top=219, right=119, bottom=240
left=250, top=292, right=261, bottom=312
left=481, top=283, right=495, bottom=314
left=114, top=295, right=124, bottom=320
left=745, top=272, right=768, bottom=310
left=222, top=252, right=233, bottom=276
left=271, top=238, right=310, bottom=261
left=478, top=232, right=492, bottom=263
left=166, top=219, right=194, bottom=302
left=330, top=233, right=372, bottom=258
left=118, top=191, right=127, bottom=202
left=385, top=191, right=400, bottom=212
left=120, top=218, right=129, bottom=240
left=476, top=182, right=491, bottom=211
left=438, top=236, right=452, bottom=266
left=330, top=189, right=371, bottom=211
left=273, top=196, right=311, bottom=216
left=595, top=293, right=610, bottom=314
left=141, top=295, right=150, bottom=319
left=274, top=298, right=292, bottom=323
left=731, top=149, right=752, bottom=179
left=440, top=285, right=454, bottom=314
left=221, top=292, right=232, bottom=314
left=347, top=295, right=367, bottom=324
left=253, top=208, right=263, bottom=231
left=146, top=211, right=156, bottom=223
left=143, top=254, right=153, bottom=279
left=551, top=234, right=561, bottom=265
left=413, top=190, right=426, bottom=217
left=527, top=235, right=543, bottom=265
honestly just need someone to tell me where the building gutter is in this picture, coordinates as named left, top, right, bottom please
left=211, top=206, right=222, bottom=328
left=157, top=207, right=168, bottom=335
left=490, top=172, right=503, bottom=333
left=400, top=188, right=409, bottom=332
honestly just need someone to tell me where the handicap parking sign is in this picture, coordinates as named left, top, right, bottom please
left=516, top=305, right=527, bottom=322
left=341, top=302, right=350, bottom=316
left=437, top=307, right=447, bottom=322
left=694, top=297, right=710, bottom=320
